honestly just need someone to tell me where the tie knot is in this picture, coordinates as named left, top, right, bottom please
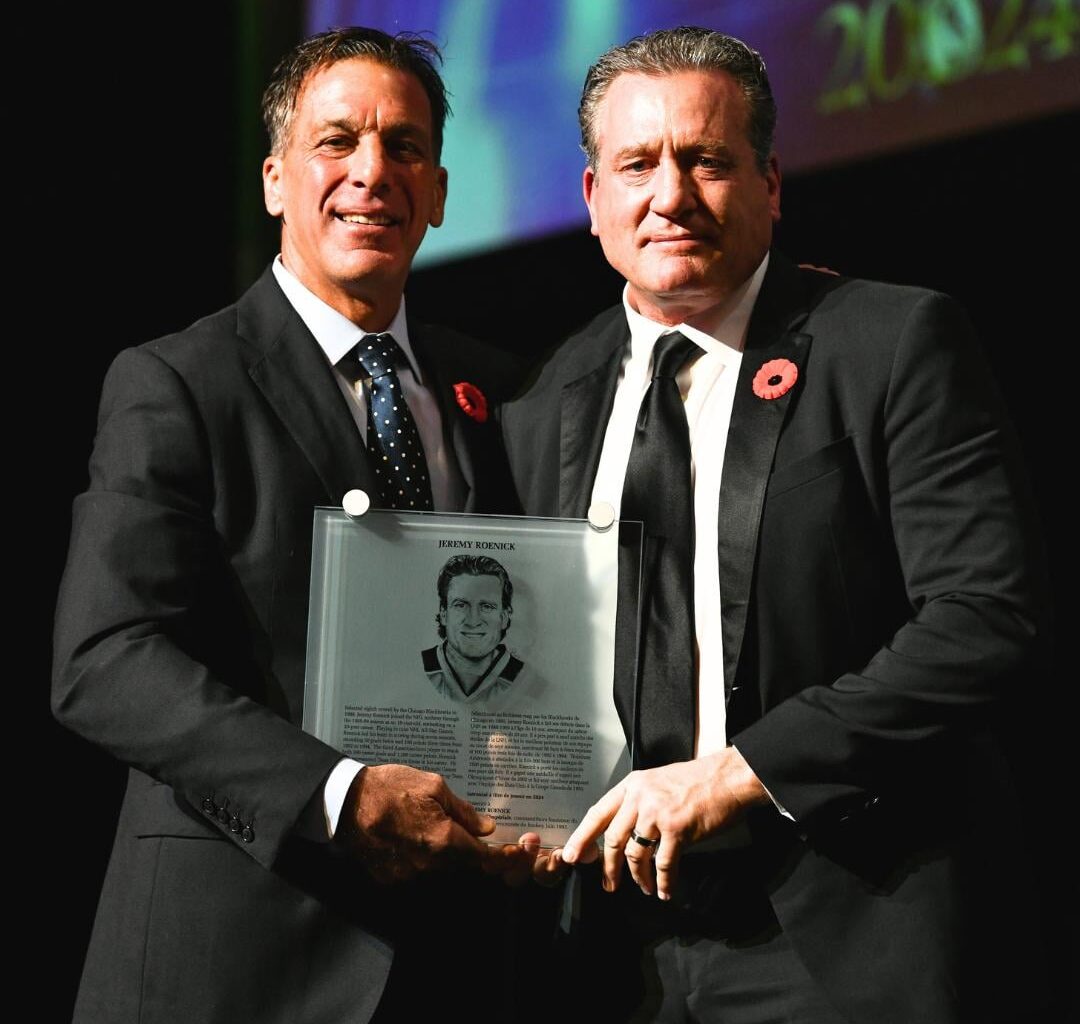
left=651, top=331, right=699, bottom=381
left=353, top=332, right=404, bottom=380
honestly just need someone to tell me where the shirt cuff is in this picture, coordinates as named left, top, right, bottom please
left=295, top=758, right=365, bottom=841
left=324, top=758, right=365, bottom=837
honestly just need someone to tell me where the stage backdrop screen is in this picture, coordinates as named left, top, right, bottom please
left=306, top=1, right=1079, bottom=265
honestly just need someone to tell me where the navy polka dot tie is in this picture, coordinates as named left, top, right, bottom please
left=349, top=333, right=434, bottom=511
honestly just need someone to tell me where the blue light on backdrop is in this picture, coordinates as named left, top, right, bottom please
left=307, top=0, right=1079, bottom=265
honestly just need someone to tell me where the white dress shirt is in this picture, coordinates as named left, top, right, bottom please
left=272, top=257, right=466, bottom=836
left=590, top=255, right=769, bottom=757
left=272, top=257, right=466, bottom=512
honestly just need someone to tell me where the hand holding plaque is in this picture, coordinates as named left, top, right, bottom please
left=334, top=762, right=538, bottom=882
left=303, top=507, right=633, bottom=848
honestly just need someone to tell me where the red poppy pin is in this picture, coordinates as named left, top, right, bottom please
left=752, top=358, right=798, bottom=400
left=453, top=381, right=488, bottom=423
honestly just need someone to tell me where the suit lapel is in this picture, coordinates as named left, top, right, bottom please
left=240, top=269, right=376, bottom=506
left=558, top=316, right=629, bottom=518
left=718, top=255, right=813, bottom=697
left=408, top=321, right=478, bottom=510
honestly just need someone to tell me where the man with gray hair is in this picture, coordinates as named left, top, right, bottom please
left=53, top=25, right=532, bottom=1024
left=504, top=25, right=1047, bottom=1024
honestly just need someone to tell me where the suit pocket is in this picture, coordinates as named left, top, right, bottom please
left=765, top=435, right=857, bottom=499
left=139, top=837, right=306, bottom=1024
left=137, top=836, right=393, bottom=1024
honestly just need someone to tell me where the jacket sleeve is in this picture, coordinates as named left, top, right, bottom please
left=52, top=345, right=343, bottom=869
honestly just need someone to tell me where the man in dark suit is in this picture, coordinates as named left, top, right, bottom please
left=503, top=27, right=1049, bottom=1023
left=53, top=27, right=534, bottom=1023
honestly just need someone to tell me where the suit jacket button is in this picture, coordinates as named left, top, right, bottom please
left=217, top=806, right=231, bottom=824
left=202, top=797, right=216, bottom=816
left=229, top=815, right=242, bottom=833
left=241, top=826, right=255, bottom=843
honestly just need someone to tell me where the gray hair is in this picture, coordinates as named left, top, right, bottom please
left=262, top=26, right=450, bottom=160
left=579, top=26, right=776, bottom=173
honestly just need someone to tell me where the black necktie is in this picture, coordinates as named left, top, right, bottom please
left=346, top=333, right=434, bottom=511
left=621, top=331, right=699, bottom=768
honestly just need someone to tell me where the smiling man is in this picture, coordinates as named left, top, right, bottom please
left=503, top=26, right=1048, bottom=1024
left=422, top=555, right=525, bottom=702
left=53, top=26, right=530, bottom=1024
left=262, top=49, right=448, bottom=329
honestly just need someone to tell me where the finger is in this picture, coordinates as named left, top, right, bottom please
left=517, top=832, right=542, bottom=855
left=653, top=832, right=683, bottom=901
left=532, top=847, right=571, bottom=887
left=422, top=813, right=497, bottom=870
left=624, top=825, right=660, bottom=896
left=601, top=798, right=640, bottom=892
left=563, top=784, right=625, bottom=863
left=483, top=842, right=536, bottom=885
left=436, top=782, right=495, bottom=836
left=573, top=840, right=600, bottom=864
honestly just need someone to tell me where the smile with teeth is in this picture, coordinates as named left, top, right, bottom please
left=337, top=212, right=397, bottom=226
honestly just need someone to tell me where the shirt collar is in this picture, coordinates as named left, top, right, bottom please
left=622, top=252, right=770, bottom=363
left=271, top=256, right=422, bottom=380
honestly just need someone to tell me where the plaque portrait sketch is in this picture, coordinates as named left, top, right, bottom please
left=303, top=509, right=632, bottom=846
left=421, top=554, right=536, bottom=705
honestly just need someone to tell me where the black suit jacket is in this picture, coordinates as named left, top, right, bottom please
left=502, top=253, right=1049, bottom=1023
left=52, top=267, right=525, bottom=1023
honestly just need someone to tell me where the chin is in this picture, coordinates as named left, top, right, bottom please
left=340, top=251, right=406, bottom=277
left=646, top=258, right=718, bottom=292
left=466, top=648, right=497, bottom=661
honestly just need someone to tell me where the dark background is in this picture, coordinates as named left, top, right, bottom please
left=41, top=4, right=1074, bottom=1019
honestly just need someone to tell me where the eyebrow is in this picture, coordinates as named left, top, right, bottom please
left=610, top=138, right=736, bottom=161
left=316, top=117, right=360, bottom=134
left=314, top=116, right=428, bottom=138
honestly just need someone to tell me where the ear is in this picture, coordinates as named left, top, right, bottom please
left=765, top=153, right=781, bottom=224
left=429, top=166, right=449, bottom=228
left=263, top=155, right=284, bottom=218
left=583, top=166, right=600, bottom=238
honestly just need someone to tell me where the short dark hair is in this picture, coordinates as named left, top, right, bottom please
left=436, top=555, right=513, bottom=639
left=262, top=26, right=451, bottom=160
left=579, top=26, right=776, bottom=174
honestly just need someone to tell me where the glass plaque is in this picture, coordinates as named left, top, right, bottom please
left=303, top=508, right=632, bottom=846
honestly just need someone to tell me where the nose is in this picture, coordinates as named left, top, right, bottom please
left=649, top=156, right=695, bottom=219
left=347, top=135, right=391, bottom=194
